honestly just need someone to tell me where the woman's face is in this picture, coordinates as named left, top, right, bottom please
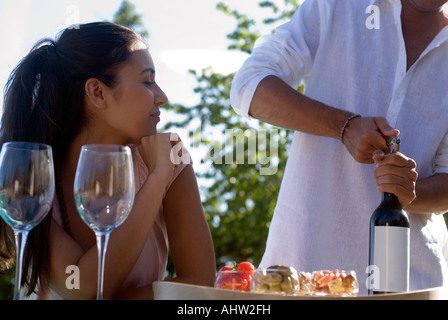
left=103, top=47, right=168, bottom=144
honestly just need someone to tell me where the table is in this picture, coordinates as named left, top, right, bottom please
left=153, top=281, right=448, bottom=300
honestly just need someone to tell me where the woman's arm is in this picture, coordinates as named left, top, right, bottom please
left=46, top=170, right=171, bottom=299
left=163, top=164, right=216, bottom=286
left=111, top=164, right=216, bottom=300
left=46, top=134, right=178, bottom=299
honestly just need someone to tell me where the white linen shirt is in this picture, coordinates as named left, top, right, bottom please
left=230, top=0, right=448, bottom=295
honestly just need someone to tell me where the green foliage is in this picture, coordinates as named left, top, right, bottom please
left=113, top=0, right=150, bottom=39
left=216, top=2, right=260, bottom=54
left=111, top=0, right=302, bottom=275
left=259, top=0, right=301, bottom=24
left=0, top=268, right=14, bottom=300
left=162, top=1, right=301, bottom=269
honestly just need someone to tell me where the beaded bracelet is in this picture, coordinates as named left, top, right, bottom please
left=339, top=114, right=361, bottom=143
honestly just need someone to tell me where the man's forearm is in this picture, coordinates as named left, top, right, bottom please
left=405, top=173, right=448, bottom=214
left=249, top=75, right=398, bottom=163
left=249, top=75, right=353, bottom=139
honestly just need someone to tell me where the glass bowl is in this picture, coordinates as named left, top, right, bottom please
left=310, top=269, right=358, bottom=296
left=251, top=266, right=303, bottom=295
left=215, top=270, right=252, bottom=292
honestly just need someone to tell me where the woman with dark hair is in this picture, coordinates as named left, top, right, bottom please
left=0, top=22, right=216, bottom=299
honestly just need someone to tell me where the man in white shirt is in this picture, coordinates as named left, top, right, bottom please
left=230, top=0, right=448, bottom=294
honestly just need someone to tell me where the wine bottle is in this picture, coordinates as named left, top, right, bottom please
left=368, top=137, right=410, bottom=295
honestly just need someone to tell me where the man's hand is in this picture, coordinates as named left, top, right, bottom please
left=372, top=150, right=418, bottom=207
left=343, top=117, right=399, bottom=163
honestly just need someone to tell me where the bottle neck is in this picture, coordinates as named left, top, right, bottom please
left=382, top=192, right=402, bottom=208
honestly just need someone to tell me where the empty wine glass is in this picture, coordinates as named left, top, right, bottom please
left=0, top=142, right=55, bottom=300
left=73, top=144, right=135, bottom=300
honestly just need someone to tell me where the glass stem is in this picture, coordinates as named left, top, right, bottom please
left=95, top=231, right=110, bottom=300
left=13, top=230, right=29, bottom=300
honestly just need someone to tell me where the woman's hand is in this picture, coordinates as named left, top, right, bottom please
left=138, top=133, right=184, bottom=183
left=372, top=150, right=418, bottom=207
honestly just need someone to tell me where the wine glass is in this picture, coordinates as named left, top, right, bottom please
left=0, top=142, right=55, bottom=300
left=73, top=144, right=135, bottom=300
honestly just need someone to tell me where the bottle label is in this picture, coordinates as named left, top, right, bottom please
left=373, top=226, right=410, bottom=293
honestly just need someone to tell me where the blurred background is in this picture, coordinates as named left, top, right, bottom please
left=0, top=0, right=301, bottom=299
left=1, top=0, right=446, bottom=299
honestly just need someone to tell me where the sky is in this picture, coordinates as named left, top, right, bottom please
left=0, top=0, right=297, bottom=179
left=0, top=0, right=286, bottom=111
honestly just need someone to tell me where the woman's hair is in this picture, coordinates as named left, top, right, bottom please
left=0, top=22, right=146, bottom=296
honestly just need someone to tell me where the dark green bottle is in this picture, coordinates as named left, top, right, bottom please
left=368, top=137, right=410, bottom=295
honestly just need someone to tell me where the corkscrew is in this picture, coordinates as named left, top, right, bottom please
left=386, top=136, right=400, bottom=154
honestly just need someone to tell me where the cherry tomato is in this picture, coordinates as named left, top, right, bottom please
left=218, top=266, right=235, bottom=284
left=216, top=262, right=255, bottom=292
left=220, top=265, right=234, bottom=272
left=236, top=261, right=255, bottom=274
